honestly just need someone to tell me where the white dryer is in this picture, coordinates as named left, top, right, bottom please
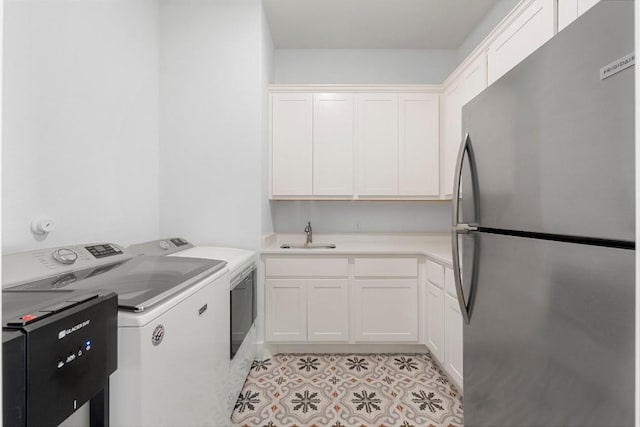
left=128, top=238, right=258, bottom=418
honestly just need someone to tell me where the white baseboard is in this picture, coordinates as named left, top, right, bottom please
left=263, top=343, right=429, bottom=356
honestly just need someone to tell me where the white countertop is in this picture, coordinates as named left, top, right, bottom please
left=261, top=233, right=453, bottom=266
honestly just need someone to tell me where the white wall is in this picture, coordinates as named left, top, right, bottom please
left=159, top=0, right=267, bottom=250
left=2, top=0, right=160, bottom=253
left=262, top=8, right=275, bottom=236
left=271, top=201, right=451, bottom=233
left=273, top=49, right=458, bottom=84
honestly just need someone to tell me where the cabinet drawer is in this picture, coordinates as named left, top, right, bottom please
left=353, top=258, right=417, bottom=277
left=426, top=260, right=444, bottom=288
left=265, top=257, right=348, bottom=277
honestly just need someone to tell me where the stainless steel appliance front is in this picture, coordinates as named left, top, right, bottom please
left=452, top=1, right=635, bottom=425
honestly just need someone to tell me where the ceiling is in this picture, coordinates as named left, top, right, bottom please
left=263, top=0, right=500, bottom=49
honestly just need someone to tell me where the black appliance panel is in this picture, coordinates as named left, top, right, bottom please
left=3, top=291, right=117, bottom=427
left=3, top=330, right=26, bottom=426
left=230, top=267, right=256, bottom=359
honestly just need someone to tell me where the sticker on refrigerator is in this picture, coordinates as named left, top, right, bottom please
left=600, top=53, right=634, bottom=80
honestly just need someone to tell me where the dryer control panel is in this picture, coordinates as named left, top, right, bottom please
left=127, top=237, right=194, bottom=257
left=2, top=243, right=131, bottom=288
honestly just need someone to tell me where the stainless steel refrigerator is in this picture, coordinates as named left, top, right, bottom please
left=452, top=1, right=635, bottom=426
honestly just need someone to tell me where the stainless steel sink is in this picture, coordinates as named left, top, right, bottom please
left=280, top=243, right=336, bottom=249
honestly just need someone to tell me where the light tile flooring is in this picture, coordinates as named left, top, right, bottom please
left=231, top=353, right=463, bottom=427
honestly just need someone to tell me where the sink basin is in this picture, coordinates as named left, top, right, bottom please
left=280, top=243, right=336, bottom=249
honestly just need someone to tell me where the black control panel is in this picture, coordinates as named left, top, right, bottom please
left=3, top=290, right=118, bottom=427
left=6, top=294, right=98, bottom=327
left=85, top=244, right=123, bottom=259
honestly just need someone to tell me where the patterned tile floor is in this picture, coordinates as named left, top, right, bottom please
left=231, top=353, right=463, bottom=427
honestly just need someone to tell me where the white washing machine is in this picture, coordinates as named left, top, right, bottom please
left=128, top=238, right=258, bottom=418
left=3, top=243, right=232, bottom=427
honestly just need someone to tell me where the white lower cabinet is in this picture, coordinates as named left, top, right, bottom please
left=308, top=279, right=349, bottom=342
left=265, top=279, right=307, bottom=342
left=264, top=255, right=462, bottom=388
left=265, top=256, right=419, bottom=344
left=426, top=281, right=445, bottom=361
left=426, top=261, right=464, bottom=389
left=445, top=294, right=464, bottom=387
left=265, top=257, right=350, bottom=343
left=353, top=279, right=418, bottom=342
left=266, top=278, right=349, bottom=343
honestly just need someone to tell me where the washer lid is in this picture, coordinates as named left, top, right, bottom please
left=8, top=256, right=226, bottom=312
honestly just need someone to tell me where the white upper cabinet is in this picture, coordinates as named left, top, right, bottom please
left=487, top=0, right=555, bottom=85
left=270, top=90, right=439, bottom=199
left=558, top=0, right=599, bottom=31
left=557, top=0, right=578, bottom=31
left=269, top=0, right=565, bottom=200
left=398, top=94, right=439, bottom=196
left=271, top=93, right=313, bottom=196
left=356, top=93, right=399, bottom=196
left=441, top=52, right=488, bottom=199
left=577, top=0, right=599, bottom=15
left=313, top=93, right=354, bottom=196
left=440, top=80, right=462, bottom=198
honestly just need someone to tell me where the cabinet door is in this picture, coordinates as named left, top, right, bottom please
left=353, top=279, right=418, bottom=342
left=557, top=0, right=578, bottom=31
left=307, top=279, right=349, bottom=342
left=271, top=93, right=313, bottom=196
left=444, top=266, right=456, bottom=298
left=487, top=0, right=555, bottom=85
left=577, top=0, right=599, bottom=15
left=398, top=94, right=439, bottom=196
left=426, top=259, right=445, bottom=289
left=427, top=281, right=445, bottom=361
left=445, top=294, right=464, bottom=388
left=313, top=94, right=354, bottom=196
left=265, top=279, right=307, bottom=341
left=558, top=0, right=599, bottom=32
left=356, top=94, right=399, bottom=196
left=440, top=80, right=462, bottom=198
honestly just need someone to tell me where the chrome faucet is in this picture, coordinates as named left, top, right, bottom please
left=304, top=221, right=313, bottom=245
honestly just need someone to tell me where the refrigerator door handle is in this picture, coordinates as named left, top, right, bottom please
left=453, top=223, right=478, bottom=233
left=452, top=132, right=479, bottom=324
